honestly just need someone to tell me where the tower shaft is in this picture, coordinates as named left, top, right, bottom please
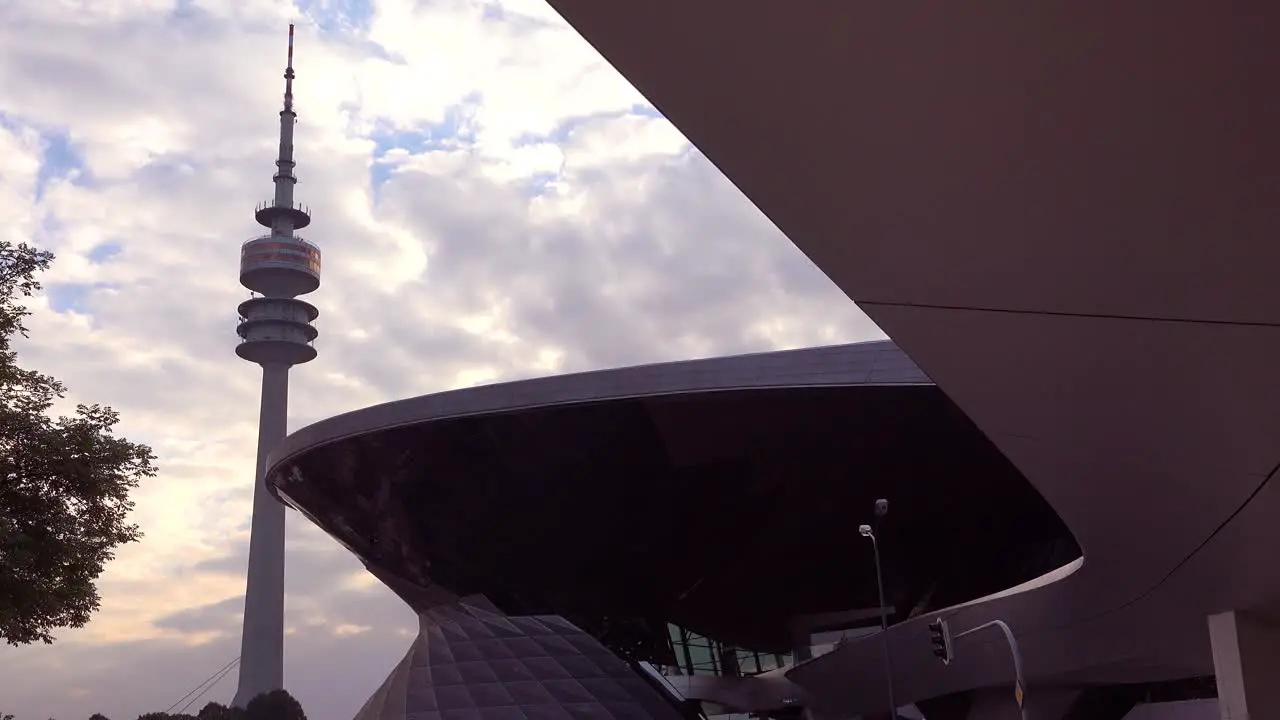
left=232, top=363, right=290, bottom=708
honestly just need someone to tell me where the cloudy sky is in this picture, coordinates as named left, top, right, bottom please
left=0, top=0, right=882, bottom=718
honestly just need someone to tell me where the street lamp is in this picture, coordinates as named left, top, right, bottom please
left=859, top=497, right=897, bottom=720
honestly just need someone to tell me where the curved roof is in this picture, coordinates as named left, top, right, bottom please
left=270, top=341, right=927, bottom=465
left=541, top=1, right=1280, bottom=711
left=268, top=341, right=1077, bottom=658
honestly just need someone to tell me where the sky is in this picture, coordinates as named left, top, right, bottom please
left=0, top=0, right=884, bottom=718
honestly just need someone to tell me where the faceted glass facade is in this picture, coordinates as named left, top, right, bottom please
left=354, top=598, right=686, bottom=720
left=664, top=625, right=790, bottom=678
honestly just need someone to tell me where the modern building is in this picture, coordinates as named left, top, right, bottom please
left=257, top=4, right=1275, bottom=720
left=264, top=342, right=1086, bottom=719
left=232, top=24, right=322, bottom=708
left=535, top=3, right=1279, bottom=719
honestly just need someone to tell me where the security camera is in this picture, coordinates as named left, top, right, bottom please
left=874, top=498, right=889, bottom=517
left=858, top=524, right=873, bottom=537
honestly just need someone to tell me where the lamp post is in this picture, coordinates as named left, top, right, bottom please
left=859, top=498, right=897, bottom=720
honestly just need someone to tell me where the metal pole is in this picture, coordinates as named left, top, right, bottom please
left=869, top=533, right=898, bottom=719
left=953, top=620, right=1028, bottom=720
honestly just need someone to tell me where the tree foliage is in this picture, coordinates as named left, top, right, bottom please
left=195, top=703, right=234, bottom=720
left=125, top=692, right=305, bottom=720
left=0, top=687, right=307, bottom=720
left=244, top=690, right=306, bottom=720
left=0, top=241, right=157, bottom=645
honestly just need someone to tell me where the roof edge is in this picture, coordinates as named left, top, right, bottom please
left=267, top=339, right=925, bottom=475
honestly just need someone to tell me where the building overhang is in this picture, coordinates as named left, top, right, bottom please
left=541, top=1, right=1280, bottom=708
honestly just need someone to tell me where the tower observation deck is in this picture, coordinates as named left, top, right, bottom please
left=232, top=23, right=317, bottom=708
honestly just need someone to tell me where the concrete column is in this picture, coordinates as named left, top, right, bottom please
left=793, top=626, right=814, bottom=663
left=720, top=645, right=742, bottom=677
left=1208, top=610, right=1280, bottom=719
left=232, top=362, right=291, bottom=707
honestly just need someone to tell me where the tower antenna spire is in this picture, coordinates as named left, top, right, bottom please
left=284, top=23, right=295, bottom=112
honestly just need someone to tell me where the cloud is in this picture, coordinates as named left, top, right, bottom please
left=0, top=1, right=882, bottom=719
left=152, top=597, right=246, bottom=635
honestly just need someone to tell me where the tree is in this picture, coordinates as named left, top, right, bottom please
left=0, top=241, right=157, bottom=645
left=90, top=715, right=111, bottom=720
left=244, top=690, right=305, bottom=720
left=195, top=703, right=237, bottom=720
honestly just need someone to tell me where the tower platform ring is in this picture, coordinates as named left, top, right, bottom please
left=236, top=338, right=317, bottom=366
left=237, top=296, right=319, bottom=322
left=255, top=203, right=311, bottom=230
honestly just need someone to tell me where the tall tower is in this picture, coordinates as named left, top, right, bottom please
left=231, top=23, right=321, bottom=708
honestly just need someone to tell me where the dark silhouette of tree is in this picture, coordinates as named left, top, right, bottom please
left=195, top=703, right=238, bottom=720
left=89, top=714, right=111, bottom=720
left=244, top=690, right=305, bottom=720
left=81, top=690, right=305, bottom=720
left=0, top=241, right=157, bottom=645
